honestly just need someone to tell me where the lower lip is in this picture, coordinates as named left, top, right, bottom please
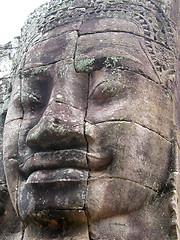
left=27, top=168, right=89, bottom=184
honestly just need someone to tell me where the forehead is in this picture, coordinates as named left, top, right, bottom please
left=22, top=18, right=156, bottom=80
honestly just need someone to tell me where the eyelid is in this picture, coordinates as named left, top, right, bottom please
left=89, top=82, right=118, bottom=105
left=28, top=93, right=42, bottom=103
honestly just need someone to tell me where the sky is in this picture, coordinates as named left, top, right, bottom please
left=0, top=0, right=50, bottom=44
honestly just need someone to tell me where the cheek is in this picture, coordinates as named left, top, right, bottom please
left=86, top=178, right=156, bottom=221
left=85, top=122, right=171, bottom=221
left=3, top=120, right=22, bottom=161
left=86, top=122, right=171, bottom=191
left=3, top=119, right=22, bottom=212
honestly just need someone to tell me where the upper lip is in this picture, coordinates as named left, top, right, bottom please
left=19, top=149, right=88, bottom=178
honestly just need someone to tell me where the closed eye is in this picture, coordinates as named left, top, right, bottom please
left=20, top=67, right=54, bottom=115
left=89, top=82, right=124, bottom=106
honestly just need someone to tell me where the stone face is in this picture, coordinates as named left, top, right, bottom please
left=0, top=38, right=21, bottom=239
left=1, top=0, right=180, bottom=240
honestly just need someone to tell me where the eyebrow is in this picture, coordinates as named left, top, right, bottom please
left=75, top=56, right=146, bottom=73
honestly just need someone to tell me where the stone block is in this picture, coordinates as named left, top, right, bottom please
left=18, top=169, right=88, bottom=220
left=0, top=78, right=9, bottom=103
left=86, top=178, right=156, bottom=221
left=5, top=77, right=23, bottom=123
left=88, top=195, right=171, bottom=240
left=23, top=210, right=89, bottom=240
left=86, top=121, right=172, bottom=191
left=3, top=158, right=19, bottom=212
left=79, top=18, right=143, bottom=36
left=20, top=149, right=88, bottom=178
left=53, top=62, right=89, bottom=110
left=24, top=31, right=78, bottom=69
left=22, top=101, right=86, bottom=151
left=3, top=119, right=22, bottom=160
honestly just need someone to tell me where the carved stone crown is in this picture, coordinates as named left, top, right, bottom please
left=14, top=0, right=175, bottom=87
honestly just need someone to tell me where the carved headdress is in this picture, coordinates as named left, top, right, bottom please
left=14, top=0, right=176, bottom=87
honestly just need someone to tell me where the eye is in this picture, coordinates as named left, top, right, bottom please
left=89, top=83, right=119, bottom=106
left=25, top=92, right=44, bottom=112
left=21, top=68, right=53, bottom=115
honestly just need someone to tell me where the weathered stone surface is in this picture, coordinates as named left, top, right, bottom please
left=53, top=62, right=88, bottom=110
left=0, top=38, right=21, bottom=240
left=86, top=121, right=171, bottom=191
left=25, top=102, right=86, bottom=150
left=20, top=149, right=88, bottom=177
left=79, top=18, right=143, bottom=36
left=88, top=196, right=171, bottom=240
left=0, top=78, right=10, bottom=103
left=1, top=0, right=180, bottom=239
left=5, top=77, right=23, bottom=123
left=3, top=158, right=19, bottom=212
left=86, top=178, right=156, bottom=221
left=24, top=31, right=78, bottom=69
left=0, top=198, right=21, bottom=240
left=86, top=69, right=174, bottom=141
left=24, top=210, right=89, bottom=240
left=75, top=32, right=159, bottom=83
left=3, top=120, right=22, bottom=160
left=18, top=168, right=88, bottom=221
left=41, top=22, right=82, bottom=41
left=0, top=38, right=19, bottom=78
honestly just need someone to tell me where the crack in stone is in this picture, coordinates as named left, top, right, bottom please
left=73, top=17, right=91, bottom=239
left=21, top=32, right=45, bottom=70
left=89, top=176, right=158, bottom=194
left=21, top=228, right=25, bottom=240
left=85, top=119, right=171, bottom=143
left=15, top=74, right=25, bottom=224
left=79, top=30, right=174, bottom=52
left=84, top=73, right=91, bottom=240
left=5, top=117, right=23, bottom=125
left=73, top=29, right=79, bottom=68
left=20, top=59, right=64, bottom=72
left=32, top=29, right=78, bottom=45
left=54, top=100, right=85, bottom=111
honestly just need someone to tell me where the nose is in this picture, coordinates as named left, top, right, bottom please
left=26, top=102, right=86, bottom=151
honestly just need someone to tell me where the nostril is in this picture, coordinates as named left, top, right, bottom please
left=26, top=121, right=53, bottom=150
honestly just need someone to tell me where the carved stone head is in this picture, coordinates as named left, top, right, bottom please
left=3, top=0, right=180, bottom=239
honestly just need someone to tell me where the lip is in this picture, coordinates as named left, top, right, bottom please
left=19, top=149, right=88, bottom=178
left=87, top=152, right=112, bottom=171
left=27, top=168, right=89, bottom=184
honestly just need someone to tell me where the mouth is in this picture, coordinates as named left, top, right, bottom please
left=19, top=149, right=89, bottom=180
left=27, top=168, right=89, bottom=184
left=87, top=152, right=112, bottom=171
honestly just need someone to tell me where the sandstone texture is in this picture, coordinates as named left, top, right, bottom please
left=0, top=0, right=180, bottom=240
